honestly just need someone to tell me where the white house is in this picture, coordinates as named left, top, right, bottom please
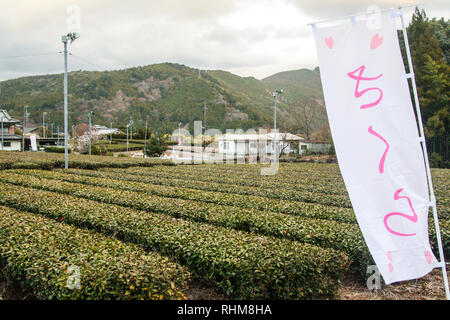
left=0, top=109, right=22, bottom=151
left=217, top=133, right=303, bottom=156
left=92, top=125, right=123, bottom=136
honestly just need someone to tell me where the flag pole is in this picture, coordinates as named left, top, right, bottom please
left=397, top=6, right=449, bottom=300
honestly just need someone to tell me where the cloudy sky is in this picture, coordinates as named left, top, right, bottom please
left=1, top=0, right=449, bottom=81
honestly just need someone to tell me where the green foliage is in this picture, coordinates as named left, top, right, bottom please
left=44, top=147, right=72, bottom=154
left=0, top=161, right=447, bottom=299
left=0, top=63, right=324, bottom=137
left=0, top=151, right=173, bottom=170
left=145, top=135, right=169, bottom=157
left=0, top=175, right=349, bottom=299
left=0, top=205, right=190, bottom=300
left=406, top=8, right=449, bottom=166
left=3, top=169, right=369, bottom=267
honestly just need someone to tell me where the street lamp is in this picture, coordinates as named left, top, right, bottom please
left=88, top=111, right=95, bottom=155
left=62, top=32, right=80, bottom=168
left=126, top=123, right=130, bottom=153
left=272, top=89, right=283, bottom=158
left=129, top=119, right=134, bottom=141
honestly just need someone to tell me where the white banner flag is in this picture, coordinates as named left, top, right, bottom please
left=30, top=134, right=37, bottom=151
left=312, top=12, right=438, bottom=284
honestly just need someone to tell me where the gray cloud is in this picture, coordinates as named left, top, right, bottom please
left=0, top=0, right=448, bottom=81
left=288, top=0, right=450, bottom=20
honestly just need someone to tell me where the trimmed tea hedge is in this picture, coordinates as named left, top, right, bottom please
left=0, top=205, right=190, bottom=300
left=104, top=167, right=353, bottom=207
left=105, top=166, right=450, bottom=219
left=0, top=181, right=350, bottom=299
left=43, top=168, right=358, bottom=224
left=1, top=170, right=370, bottom=266
left=0, top=151, right=174, bottom=170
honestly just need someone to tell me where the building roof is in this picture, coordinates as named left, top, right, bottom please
left=217, top=133, right=303, bottom=141
left=266, top=133, right=302, bottom=141
left=93, top=125, right=123, bottom=135
left=0, top=134, right=23, bottom=140
left=0, top=109, right=20, bottom=124
left=24, top=127, right=40, bottom=134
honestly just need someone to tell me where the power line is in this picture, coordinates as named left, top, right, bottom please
left=0, top=52, right=59, bottom=59
left=67, top=52, right=105, bottom=70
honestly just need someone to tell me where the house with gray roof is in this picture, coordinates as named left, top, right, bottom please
left=0, top=109, right=22, bottom=151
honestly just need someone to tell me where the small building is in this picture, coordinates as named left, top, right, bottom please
left=217, top=133, right=303, bottom=156
left=24, top=126, right=41, bottom=137
left=0, top=109, right=22, bottom=151
left=298, top=140, right=332, bottom=155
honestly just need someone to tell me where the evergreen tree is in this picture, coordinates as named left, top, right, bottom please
left=406, top=8, right=449, bottom=166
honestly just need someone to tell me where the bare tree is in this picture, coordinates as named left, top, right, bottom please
left=278, top=133, right=291, bottom=157
left=286, top=97, right=323, bottom=141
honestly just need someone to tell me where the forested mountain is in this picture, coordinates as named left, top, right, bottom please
left=0, top=63, right=325, bottom=135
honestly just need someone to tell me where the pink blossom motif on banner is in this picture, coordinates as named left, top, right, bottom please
left=384, top=189, right=418, bottom=237
left=370, top=33, right=384, bottom=49
left=386, top=251, right=394, bottom=272
left=347, top=66, right=383, bottom=109
left=424, top=251, right=433, bottom=264
left=368, top=126, right=390, bottom=174
left=325, top=36, right=334, bottom=49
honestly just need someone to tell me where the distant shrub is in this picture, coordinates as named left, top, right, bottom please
left=44, top=147, right=72, bottom=154
left=118, top=153, right=130, bottom=158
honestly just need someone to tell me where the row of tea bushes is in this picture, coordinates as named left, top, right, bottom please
left=0, top=181, right=349, bottom=299
left=105, top=167, right=450, bottom=219
left=37, top=169, right=357, bottom=224
left=117, top=166, right=450, bottom=214
left=62, top=168, right=450, bottom=223
left=1, top=171, right=370, bottom=266
left=6, top=170, right=447, bottom=259
left=0, top=205, right=190, bottom=300
left=102, top=167, right=354, bottom=207
left=152, top=164, right=450, bottom=200
left=0, top=151, right=174, bottom=170
left=130, top=164, right=348, bottom=192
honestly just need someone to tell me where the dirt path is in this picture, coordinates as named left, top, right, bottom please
left=337, top=268, right=449, bottom=300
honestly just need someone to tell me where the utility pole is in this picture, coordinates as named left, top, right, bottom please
left=51, top=123, right=54, bottom=138
left=88, top=111, right=95, bottom=155
left=42, top=112, right=46, bottom=138
left=71, top=124, right=75, bottom=141
left=110, top=121, right=113, bottom=144
left=130, top=119, right=134, bottom=141
left=62, top=32, right=80, bottom=169
left=25, top=105, right=29, bottom=134
left=22, top=105, right=28, bottom=152
left=57, top=126, right=60, bottom=146
left=1, top=117, right=3, bottom=151
left=202, top=103, right=208, bottom=148
left=272, top=89, right=283, bottom=158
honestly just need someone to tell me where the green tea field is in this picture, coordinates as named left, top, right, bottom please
left=0, top=153, right=448, bottom=300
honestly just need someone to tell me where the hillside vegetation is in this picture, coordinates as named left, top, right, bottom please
left=0, top=63, right=325, bottom=134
